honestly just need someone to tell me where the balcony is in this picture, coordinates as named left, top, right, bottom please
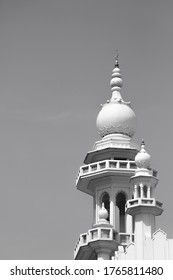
left=126, top=198, right=163, bottom=216
left=76, top=159, right=157, bottom=195
left=76, top=160, right=158, bottom=183
left=76, top=159, right=137, bottom=183
left=74, top=227, right=118, bottom=259
left=74, top=228, right=135, bottom=259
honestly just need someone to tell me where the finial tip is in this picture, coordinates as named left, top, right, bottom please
left=141, top=139, right=146, bottom=151
left=115, top=49, right=119, bottom=67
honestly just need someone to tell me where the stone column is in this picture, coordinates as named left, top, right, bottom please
left=134, top=184, right=138, bottom=198
left=140, top=183, right=144, bottom=198
left=147, top=185, right=151, bottom=198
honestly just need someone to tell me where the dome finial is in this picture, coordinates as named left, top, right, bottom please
left=110, top=51, right=123, bottom=100
left=115, top=49, right=119, bottom=67
left=98, top=203, right=109, bottom=223
left=141, top=139, right=145, bottom=150
left=96, top=54, right=137, bottom=139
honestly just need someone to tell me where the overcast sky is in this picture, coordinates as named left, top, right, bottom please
left=0, top=0, right=173, bottom=259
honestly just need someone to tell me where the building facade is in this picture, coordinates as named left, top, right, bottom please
left=74, top=57, right=173, bottom=260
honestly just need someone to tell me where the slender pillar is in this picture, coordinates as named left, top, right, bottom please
left=147, top=186, right=151, bottom=198
left=126, top=214, right=133, bottom=234
left=134, top=184, right=138, bottom=199
left=140, top=183, right=144, bottom=198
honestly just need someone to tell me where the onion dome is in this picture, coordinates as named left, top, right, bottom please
left=135, top=140, right=151, bottom=169
left=98, top=203, right=108, bottom=223
left=96, top=54, right=137, bottom=138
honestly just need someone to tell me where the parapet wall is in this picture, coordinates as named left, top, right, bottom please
left=116, top=229, right=173, bottom=260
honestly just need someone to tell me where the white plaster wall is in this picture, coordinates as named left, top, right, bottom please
left=117, top=229, right=173, bottom=260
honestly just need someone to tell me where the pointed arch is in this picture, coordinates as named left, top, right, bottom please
left=143, top=185, right=147, bottom=198
left=116, top=191, right=127, bottom=233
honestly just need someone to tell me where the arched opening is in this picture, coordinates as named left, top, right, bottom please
left=116, top=192, right=126, bottom=233
left=100, top=192, right=110, bottom=221
left=137, top=186, right=140, bottom=198
left=143, top=185, right=147, bottom=198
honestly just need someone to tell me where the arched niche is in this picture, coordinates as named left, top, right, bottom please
left=143, top=185, right=147, bottom=198
left=116, top=192, right=127, bottom=233
left=100, top=192, right=110, bottom=221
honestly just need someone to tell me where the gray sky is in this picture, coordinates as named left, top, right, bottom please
left=0, top=0, right=173, bottom=259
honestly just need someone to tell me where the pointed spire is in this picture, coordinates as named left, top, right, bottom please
left=110, top=51, right=123, bottom=102
left=141, top=139, right=145, bottom=150
left=96, top=53, right=137, bottom=139
left=115, top=49, right=119, bottom=68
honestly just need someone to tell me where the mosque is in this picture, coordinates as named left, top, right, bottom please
left=74, top=55, right=173, bottom=260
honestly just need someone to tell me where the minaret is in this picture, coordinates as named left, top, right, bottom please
left=126, top=140, right=163, bottom=259
left=74, top=55, right=143, bottom=260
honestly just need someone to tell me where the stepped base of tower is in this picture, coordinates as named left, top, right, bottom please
left=84, top=134, right=139, bottom=164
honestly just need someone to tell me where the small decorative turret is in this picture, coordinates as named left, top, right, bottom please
left=126, top=140, right=163, bottom=259
left=135, top=140, right=151, bottom=170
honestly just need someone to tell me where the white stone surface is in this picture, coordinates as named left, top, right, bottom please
left=96, top=102, right=136, bottom=138
left=74, top=58, right=172, bottom=260
left=117, top=229, right=173, bottom=260
left=96, top=62, right=137, bottom=138
left=135, top=141, right=151, bottom=169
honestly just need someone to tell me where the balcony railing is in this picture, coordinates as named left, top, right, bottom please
left=74, top=227, right=118, bottom=258
left=76, top=159, right=136, bottom=183
left=119, top=233, right=134, bottom=245
left=76, top=159, right=157, bottom=184
left=126, top=198, right=163, bottom=208
left=74, top=228, right=135, bottom=258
